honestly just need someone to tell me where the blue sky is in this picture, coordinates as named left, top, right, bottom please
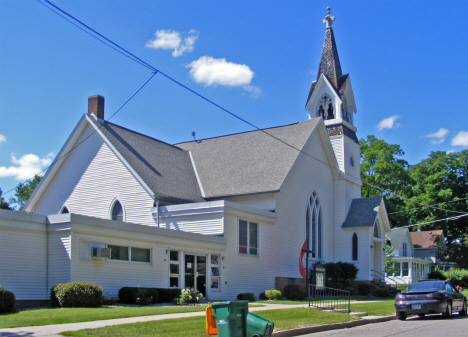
left=1, top=0, right=468, bottom=197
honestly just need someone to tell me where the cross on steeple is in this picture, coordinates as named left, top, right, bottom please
left=323, top=7, right=335, bottom=29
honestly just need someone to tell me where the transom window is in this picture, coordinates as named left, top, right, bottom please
left=111, top=200, right=124, bottom=221
left=306, top=192, right=322, bottom=259
left=239, top=220, right=258, bottom=256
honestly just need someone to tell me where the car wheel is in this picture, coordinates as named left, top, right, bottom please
left=418, top=314, right=425, bottom=318
left=443, top=302, right=452, bottom=318
left=398, top=313, right=407, bottom=321
left=459, top=301, right=467, bottom=316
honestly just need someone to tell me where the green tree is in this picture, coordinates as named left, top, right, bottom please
left=385, top=244, right=396, bottom=275
left=0, top=188, right=11, bottom=210
left=407, top=150, right=468, bottom=244
left=9, top=175, right=42, bottom=211
left=359, top=135, right=414, bottom=227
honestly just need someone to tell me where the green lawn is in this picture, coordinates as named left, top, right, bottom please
left=61, top=308, right=358, bottom=337
left=350, top=300, right=395, bottom=316
left=0, top=306, right=207, bottom=329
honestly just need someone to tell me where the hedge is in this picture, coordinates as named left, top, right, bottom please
left=0, top=286, right=15, bottom=313
left=283, top=284, right=306, bottom=301
left=51, top=282, right=103, bottom=308
left=118, top=287, right=180, bottom=304
left=236, top=292, right=256, bottom=302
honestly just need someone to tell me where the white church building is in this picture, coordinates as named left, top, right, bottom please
left=0, top=9, right=390, bottom=305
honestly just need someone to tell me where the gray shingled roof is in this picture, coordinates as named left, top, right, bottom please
left=342, top=197, right=382, bottom=228
left=89, top=118, right=204, bottom=204
left=176, top=119, right=321, bottom=198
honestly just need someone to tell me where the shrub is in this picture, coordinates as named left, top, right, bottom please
left=323, top=262, right=359, bottom=288
left=444, top=269, right=468, bottom=288
left=283, top=284, right=306, bottom=301
left=374, top=287, right=390, bottom=297
left=174, top=288, right=203, bottom=305
left=357, top=283, right=372, bottom=296
left=118, top=287, right=159, bottom=305
left=259, top=291, right=267, bottom=300
left=53, top=282, right=103, bottom=308
left=237, top=292, right=256, bottom=302
left=344, top=286, right=357, bottom=296
left=265, top=289, right=282, bottom=300
left=0, top=286, right=15, bottom=313
left=428, top=268, right=445, bottom=280
left=50, top=285, right=60, bottom=307
left=156, top=288, right=181, bottom=303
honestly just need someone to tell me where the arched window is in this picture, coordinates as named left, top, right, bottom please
left=352, top=233, right=358, bottom=261
left=373, top=219, right=381, bottom=238
left=316, top=95, right=333, bottom=120
left=111, top=200, right=124, bottom=221
left=60, top=206, right=69, bottom=214
left=350, top=156, right=354, bottom=167
left=306, top=192, right=322, bottom=259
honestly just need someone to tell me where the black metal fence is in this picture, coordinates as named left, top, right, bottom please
left=308, top=285, right=350, bottom=313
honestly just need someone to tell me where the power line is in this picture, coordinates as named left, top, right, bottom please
left=399, top=213, right=468, bottom=229
left=388, top=197, right=468, bottom=215
left=2, top=72, right=157, bottom=197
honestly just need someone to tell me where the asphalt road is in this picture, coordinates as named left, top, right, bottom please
left=300, top=313, right=468, bottom=337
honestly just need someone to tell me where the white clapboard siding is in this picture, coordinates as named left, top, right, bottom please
left=48, top=230, right=72, bottom=289
left=222, top=193, right=275, bottom=211
left=33, top=124, right=157, bottom=226
left=159, top=214, right=223, bottom=235
left=0, top=215, right=48, bottom=300
left=330, top=136, right=344, bottom=172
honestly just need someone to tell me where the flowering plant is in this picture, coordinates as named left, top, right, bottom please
left=174, top=288, right=203, bottom=305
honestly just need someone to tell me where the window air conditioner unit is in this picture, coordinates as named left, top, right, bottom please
left=91, top=247, right=111, bottom=259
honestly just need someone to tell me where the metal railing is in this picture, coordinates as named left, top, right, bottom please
left=371, top=269, right=407, bottom=292
left=308, top=285, right=350, bottom=313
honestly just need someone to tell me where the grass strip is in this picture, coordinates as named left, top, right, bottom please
left=61, top=308, right=358, bottom=337
left=350, top=300, right=395, bottom=316
left=0, top=306, right=207, bottom=329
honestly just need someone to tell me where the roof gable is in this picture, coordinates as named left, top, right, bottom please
left=342, top=196, right=390, bottom=231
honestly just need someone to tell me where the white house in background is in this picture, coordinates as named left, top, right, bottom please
left=0, top=9, right=391, bottom=306
left=410, top=230, right=456, bottom=272
left=385, top=228, right=430, bottom=285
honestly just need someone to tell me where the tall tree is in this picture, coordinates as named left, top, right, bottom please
left=9, top=175, right=42, bottom=211
left=407, top=150, right=468, bottom=243
left=0, top=188, right=11, bottom=210
left=359, top=135, right=414, bottom=227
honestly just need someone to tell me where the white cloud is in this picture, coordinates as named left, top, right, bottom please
left=0, top=153, right=54, bottom=180
left=243, top=85, right=262, bottom=98
left=376, top=115, right=401, bottom=131
left=187, top=56, right=255, bottom=87
left=424, top=128, right=449, bottom=144
left=0, top=134, right=5, bottom=143
left=451, top=131, right=468, bottom=146
left=145, top=29, right=199, bottom=57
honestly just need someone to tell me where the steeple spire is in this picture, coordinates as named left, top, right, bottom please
left=317, top=7, right=342, bottom=89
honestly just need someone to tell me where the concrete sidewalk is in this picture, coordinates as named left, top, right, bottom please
left=0, top=302, right=392, bottom=337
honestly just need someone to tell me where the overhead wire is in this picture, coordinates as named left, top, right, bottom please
left=8, top=0, right=466, bottom=222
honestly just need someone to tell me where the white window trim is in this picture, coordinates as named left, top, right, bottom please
left=305, top=191, right=322, bottom=260
left=105, top=244, right=152, bottom=264
left=109, top=197, right=125, bottom=222
left=169, top=250, right=181, bottom=288
left=238, top=219, right=259, bottom=257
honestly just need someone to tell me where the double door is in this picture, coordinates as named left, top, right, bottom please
left=184, top=254, right=206, bottom=296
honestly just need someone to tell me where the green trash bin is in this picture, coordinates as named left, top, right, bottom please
left=247, top=312, right=274, bottom=337
left=210, top=300, right=249, bottom=337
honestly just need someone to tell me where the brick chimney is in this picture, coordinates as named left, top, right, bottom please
left=88, top=95, right=105, bottom=120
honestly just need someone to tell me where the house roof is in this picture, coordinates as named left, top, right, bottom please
left=88, top=117, right=205, bottom=204
left=410, top=230, right=444, bottom=249
left=176, top=118, right=322, bottom=198
left=342, top=196, right=383, bottom=228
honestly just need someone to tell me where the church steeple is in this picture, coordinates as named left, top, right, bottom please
left=317, top=7, right=342, bottom=90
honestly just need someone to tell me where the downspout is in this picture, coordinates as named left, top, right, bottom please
left=153, top=196, right=160, bottom=228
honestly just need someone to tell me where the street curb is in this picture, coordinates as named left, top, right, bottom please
left=272, top=315, right=396, bottom=337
